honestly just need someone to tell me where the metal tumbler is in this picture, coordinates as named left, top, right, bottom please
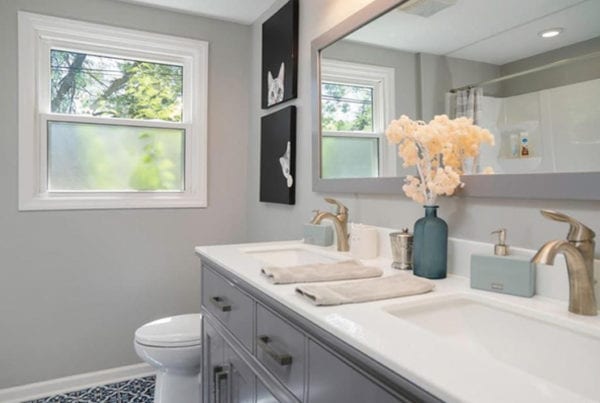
left=389, top=228, right=413, bottom=270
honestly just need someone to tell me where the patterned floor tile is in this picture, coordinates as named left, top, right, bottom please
left=22, top=375, right=155, bottom=403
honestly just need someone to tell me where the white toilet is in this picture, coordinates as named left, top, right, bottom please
left=134, top=313, right=202, bottom=403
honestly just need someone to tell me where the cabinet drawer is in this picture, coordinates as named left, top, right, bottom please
left=256, top=303, right=305, bottom=401
left=308, top=341, right=400, bottom=403
left=256, top=379, right=279, bottom=403
left=202, top=266, right=254, bottom=351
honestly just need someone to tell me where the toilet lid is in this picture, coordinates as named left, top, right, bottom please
left=135, top=313, right=202, bottom=347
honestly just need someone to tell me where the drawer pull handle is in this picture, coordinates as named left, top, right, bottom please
left=258, top=335, right=293, bottom=366
left=213, top=365, right=230, bottom=403
left=210, top=296, right=232, bottom=312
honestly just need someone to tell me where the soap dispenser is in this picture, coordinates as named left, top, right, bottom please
left=470, top=229, right=535, bottom=297
left=492, top=229, right=509, bottom=256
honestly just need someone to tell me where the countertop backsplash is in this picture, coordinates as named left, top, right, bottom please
left=364, top=224, right=599, bottom=308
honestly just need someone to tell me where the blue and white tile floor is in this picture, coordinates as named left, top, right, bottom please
left=23, top=375, right=155, bottom=403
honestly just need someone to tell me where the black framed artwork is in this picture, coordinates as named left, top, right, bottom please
left=261, top=0, right=298, bottom=109
left=260, top=106, right=296, bottom=205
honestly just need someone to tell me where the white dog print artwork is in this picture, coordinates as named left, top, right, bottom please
left=267, top=62, right=285, bottom=107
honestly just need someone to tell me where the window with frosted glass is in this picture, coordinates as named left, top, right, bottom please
left=48, top=122, right=184, bottom=191
left=48, top=50, right=185, bottom=192
left=19, top=13, right=208, bottom=210
left=321, top=81, right=379, bottom=178
left=321, top=137, right=379, bottom=178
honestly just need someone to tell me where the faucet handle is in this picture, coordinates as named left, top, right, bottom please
left=324, top=198, right=348, bottom=215
left=540, top=209, right=595, bottom=242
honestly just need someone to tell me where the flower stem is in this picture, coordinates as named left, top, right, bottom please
left=415, top=142, right=436, bottom=205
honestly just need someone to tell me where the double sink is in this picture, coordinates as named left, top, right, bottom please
left=241, top=243, right=600, bottom=401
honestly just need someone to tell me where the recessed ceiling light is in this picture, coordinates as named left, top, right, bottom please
left=539, top=28, right=564, bottom=38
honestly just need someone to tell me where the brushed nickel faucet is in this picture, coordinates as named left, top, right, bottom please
left=311, top=198, right=349, bottom=252
left=531, top=210, right=597, bottom=316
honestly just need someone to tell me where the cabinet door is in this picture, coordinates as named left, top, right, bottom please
left=204, top=318, right=256, bottom=403
left=203, top=318, right=226, bottom=403
left=307, top=341, right=400, bottom=403
left=225, top=344, right=256, bottom=403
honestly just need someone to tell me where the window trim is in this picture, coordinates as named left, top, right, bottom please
left=18, top=12, right=208, bottom=210
left=320, top=59, right=396, bottom=177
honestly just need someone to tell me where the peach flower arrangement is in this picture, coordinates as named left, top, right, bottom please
left=386, top=114, right=494, bottom=205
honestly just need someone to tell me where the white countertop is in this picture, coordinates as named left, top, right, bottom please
left=195, top=240, right=600, bottom=403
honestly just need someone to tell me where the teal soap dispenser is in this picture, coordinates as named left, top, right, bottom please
left=470, top=229, right=536, bottom=297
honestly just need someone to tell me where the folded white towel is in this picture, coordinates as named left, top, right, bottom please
left=261, top=259, right=382, bottom=285
left=295, top=273, right=434, bottom=306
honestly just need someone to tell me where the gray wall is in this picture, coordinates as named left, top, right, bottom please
left=0, top=0, right=250, bottom=388
left=246, top=0, right=600, bottom=257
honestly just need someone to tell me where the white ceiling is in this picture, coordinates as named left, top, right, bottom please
left=114, top=0, right=279, bottom=24
left=346, top=0, right=600, bottom=65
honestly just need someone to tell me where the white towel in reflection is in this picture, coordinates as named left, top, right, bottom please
left=295, top=273, right=434, bottom=306
left=261, top=259, right=382, bottom=285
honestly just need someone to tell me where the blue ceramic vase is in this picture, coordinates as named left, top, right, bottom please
left=413, top=205, right=448, bottom=279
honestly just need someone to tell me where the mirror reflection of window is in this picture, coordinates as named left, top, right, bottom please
left=320, top=59, right=395, bottom=179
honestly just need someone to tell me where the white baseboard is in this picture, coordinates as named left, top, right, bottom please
left=0, top=363, right=155, bottom=403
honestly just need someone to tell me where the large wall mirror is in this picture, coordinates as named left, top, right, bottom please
left=312, top=0, right=600, bottom=200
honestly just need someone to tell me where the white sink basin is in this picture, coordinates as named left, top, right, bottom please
left=241, top=246, right=338, bottom=267
left=384, top=295, right=600, bottom=400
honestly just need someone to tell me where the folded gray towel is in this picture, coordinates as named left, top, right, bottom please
left=261, top=259, right=382, bottom=285
left=295, top=273, right=434, bottom=306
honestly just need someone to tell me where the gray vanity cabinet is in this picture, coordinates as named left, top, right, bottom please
left=200, top=259, right=441, bottom=403
left=307, top=341, right=399, bottom=403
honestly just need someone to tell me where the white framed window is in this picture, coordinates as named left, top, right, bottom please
left=320, top=59, right=395, bottom=179
left=18, top=12, right=208, bottom=210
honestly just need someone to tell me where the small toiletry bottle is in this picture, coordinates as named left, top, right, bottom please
left=470, top=229, right=535, bottom=297
left=520, top=132, right=530, bottom=157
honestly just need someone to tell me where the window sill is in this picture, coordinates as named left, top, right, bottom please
left=19, top=193, right=207, bottom=211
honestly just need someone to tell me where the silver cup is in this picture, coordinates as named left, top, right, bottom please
left=389, top=229, right=413, bottom=270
